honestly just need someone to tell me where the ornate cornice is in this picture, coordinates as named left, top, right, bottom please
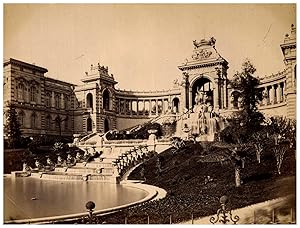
left=178, top=58, right=227, bottom=71
left=4, top=58, right=48, bottom=74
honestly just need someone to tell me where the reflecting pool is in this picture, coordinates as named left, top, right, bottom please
left=4, top=177, right=148, bottom=221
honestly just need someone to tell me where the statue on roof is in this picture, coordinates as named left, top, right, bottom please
left=193, top=37, right=216, bottom=48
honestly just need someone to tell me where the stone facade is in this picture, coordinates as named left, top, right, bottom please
left=3, top=25, right=296, bottom=138
left=3, top=59, right=76, bottom=137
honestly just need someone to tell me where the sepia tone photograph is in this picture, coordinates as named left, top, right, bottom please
left=3, top=3, right=296, bottom=224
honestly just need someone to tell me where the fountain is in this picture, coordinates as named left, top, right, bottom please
left=185, top=90, right=225, bottom=141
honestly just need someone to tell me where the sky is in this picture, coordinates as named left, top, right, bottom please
left=4, top=4, right=296, bottom=91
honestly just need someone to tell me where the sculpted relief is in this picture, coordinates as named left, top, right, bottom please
left=192, top=49, right=213, bottom=60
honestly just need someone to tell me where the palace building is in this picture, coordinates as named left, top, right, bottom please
left=3, top=25, right=296, bottom=138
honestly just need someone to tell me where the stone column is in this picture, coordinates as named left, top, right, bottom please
left=224, top=80, right=228, bottom=108
left=136, top=100, right=139, bottom=116
left=149, top=100, right=152, bottom=116
left=213, top=85, right=219, bottom=110
left=51, top=91, right=55, bottom=108
left=263, top=87, right=268, bottom=105
left=143, top=100, right=145, bottom=115
left=276, top=84, right=281, bottom=103
left=189, top=87, right=193, bottom=110
left=220, top=83, right=224, bottom=109
left=270, top=85, right=275, bottom=104
left=61, top=93, right=65, bottom=109
left=129, top=100, right=133, bottom=115
left=156, top=99, right=158, bottom=115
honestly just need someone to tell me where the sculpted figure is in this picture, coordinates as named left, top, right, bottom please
left=35, top=160, right=44, bottom=171
left=66, top=154, right=76, bottom=167
left=56, top=155, right=66, bottom=167
left=76, top=152, right=83, bottom=162
left=23, top=162, right=32, bottom=173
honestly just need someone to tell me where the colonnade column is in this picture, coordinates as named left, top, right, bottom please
left=276, top=85, right=280, bottom=103
left=269, top=86, right=274, bottom=104
left=213, top=85, right=219, bottom=110
left=224, top=80, right=227, bottom=108
left=130, top=100, right=132, bottom=115
left=156, top=99, right=158, bottom=115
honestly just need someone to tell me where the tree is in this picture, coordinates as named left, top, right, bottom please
left=4, top=106, right=22, bottom=148
left=273, top=142, right=289, bottom=175
left=251, top=129, right=269, bottom=163
left=231, top=60, right=264, bottom=131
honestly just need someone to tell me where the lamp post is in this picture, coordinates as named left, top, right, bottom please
left=82, top=201, right=99, bottom=224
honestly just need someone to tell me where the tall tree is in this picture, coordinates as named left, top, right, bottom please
left=4, top=106, right=22, bottom=148
left=231, top=60, right=264, bottom=131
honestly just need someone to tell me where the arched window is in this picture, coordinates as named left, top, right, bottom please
left=30, top=86, right=37, bottom=102
left=231, top=91, right=241, bottom=109
left=86, top=93, right=93, bottom=108
left=103, top=89, right=110, bottom=110
left=45, top=115, right=51, bottom=129
left=55, top=116, right=60, bottom=130
left=31, top=113, right=37, bottom=129
left=18, top=111, right=25, bottom=127
left=64, top=95, right=70, bottom=110
left=17, top=83, right=24, bottom=100
left=45, top=91, right=51, bottom=107
left=172, top=98, right=180, bottom=113
left=87, top=117, right=92, bottom=132
left=55, top=93, right=61, bottom=109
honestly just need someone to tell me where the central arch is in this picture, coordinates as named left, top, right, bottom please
left=191, top=77, right=214, bottom=108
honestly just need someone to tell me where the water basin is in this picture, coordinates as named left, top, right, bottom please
left=4, top=177, right=148, bottom=222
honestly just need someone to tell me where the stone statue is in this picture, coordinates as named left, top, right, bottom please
left=66, top=154, right=76, bottom=167
left=46, top=158, right=54, bottom=167
left=76, top=152, right=83, bottom=162
left=35, top=160, right=44, bottom=171
left=22, top=162, right=32, bottom=173
left=56, top=155, right=66, bottom=167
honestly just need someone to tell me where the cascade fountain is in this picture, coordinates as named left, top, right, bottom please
left=183, top=90, right=225, bottom=142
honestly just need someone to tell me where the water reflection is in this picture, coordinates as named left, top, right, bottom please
left=4, top=177, right=147, bottom=221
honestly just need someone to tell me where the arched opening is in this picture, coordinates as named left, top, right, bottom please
left=103, top=89, right=110, bottom=111
left=192, top=77, right=213, bottom=108
left=30, top=86, right=37, bottom=102
left=87, top=117, right=92, bottom=132
left=231, top=91, right=241, bottom=109
left=104, top=118, right=109, bottom=133
left=17, top=83, right=24, bottom=100
left=172, top=97, right=180, bottom=113
left=86, top=93, right=93, bottom=109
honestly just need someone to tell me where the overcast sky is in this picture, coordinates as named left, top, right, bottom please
left=4, top=4, right=296, bottom=90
